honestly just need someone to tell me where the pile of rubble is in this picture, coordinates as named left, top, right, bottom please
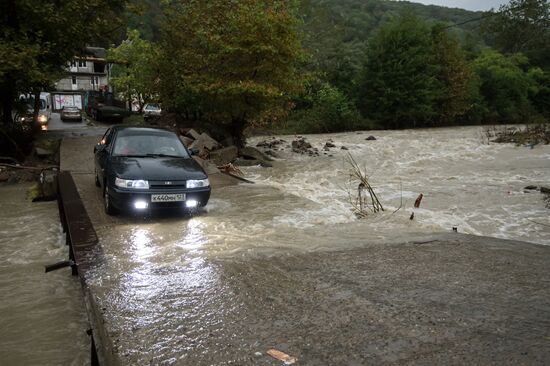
left=178, top=129, right=274, bottom=175
left=322, top=139, right=349, bottom=152
left=253, top=135, right=379, bottom=157
left=183, top=130, right=380, bottom=173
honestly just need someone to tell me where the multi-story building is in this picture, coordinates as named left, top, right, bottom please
left=52, top=47, right=112, bottom=111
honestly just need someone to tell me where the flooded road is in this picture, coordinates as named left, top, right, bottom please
left=57, top=126, right=550, bottom=365
left=3, top=125, right=545, bottom=364
left=0, top=184, right=89, bottom=365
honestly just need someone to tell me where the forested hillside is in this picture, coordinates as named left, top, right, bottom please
left=121, top=0, right=548, bottom=135
left=130, top=0, right=482, bottom=97
left=300, top=0, right=482, bottom=96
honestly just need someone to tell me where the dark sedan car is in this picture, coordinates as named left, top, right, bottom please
left=94, top=126, right=211, bottom=215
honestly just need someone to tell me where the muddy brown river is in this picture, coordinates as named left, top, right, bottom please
left=0, top=184, right=89, bottom=365
left=2, top=125, right=550, bottom=365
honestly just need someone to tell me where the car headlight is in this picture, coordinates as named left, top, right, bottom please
left=115, top=178, right=149, bottom=189
left=186, top=178, right=210, bottom=188
left=38, top=115, right=47, bottom=123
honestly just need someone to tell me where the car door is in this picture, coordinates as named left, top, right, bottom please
left=95, top=128, right=115, bottom=187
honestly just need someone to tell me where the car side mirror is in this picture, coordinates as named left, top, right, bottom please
left=94, top=143, right=106, bottom=153
left=189, top=148, right=199, bottom=156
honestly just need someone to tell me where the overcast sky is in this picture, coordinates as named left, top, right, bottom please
left=404, top=0, right=509, bottom=11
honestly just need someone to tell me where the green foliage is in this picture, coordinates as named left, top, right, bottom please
left=431, top=25, right=474, bottom=125
left=285, top=82, right=365, bottom=133
left=472, top=50, right=541, bottom=123
left=125, top=0, right=165, bottom=41
left=0, top=0, right=127, bottom=125
left=483, top=0, right=550, bottom=69
left=159, top=0, right=305, bottom=146
left=108, top=29, right=159, bottom=111
left=123, top=113, right=146, bottom=125
left=528, top=68, right=550, bottom=118
left=301, top=0, right=481, bottom=99
left=357, top=15, right=440, bottom=129
left=130, top=0, right=483, bottom=102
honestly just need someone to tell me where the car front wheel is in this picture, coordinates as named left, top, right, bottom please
left=104, top=186, right=117, bottom=216
left=95, top=169, right=100, bottom=187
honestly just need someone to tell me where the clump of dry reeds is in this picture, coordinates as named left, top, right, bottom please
left=345, top=154, right=384, bottom=218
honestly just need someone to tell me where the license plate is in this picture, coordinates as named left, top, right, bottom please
left=151, top=193, right=185, bottom=202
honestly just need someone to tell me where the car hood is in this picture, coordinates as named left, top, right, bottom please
left=110, top=156, right=208, bottom=181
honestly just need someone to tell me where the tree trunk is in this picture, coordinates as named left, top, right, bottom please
left=1, top=78, right=15, bottom=126
left=138, top=94, right=144, bottom=113
left=2, top=1, right=19, bottom=126
left=230, top=117, right=247, bottom=148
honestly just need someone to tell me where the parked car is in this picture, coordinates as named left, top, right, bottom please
left=84, top=91, right=129, bottom=123
left=94, top=126, right=211, bottom=215
left=60, top=106, right=82, bottom=122
left=143, top=103, right=162, bottom=120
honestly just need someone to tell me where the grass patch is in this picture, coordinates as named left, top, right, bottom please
left=34, top=138, right=60, bottom=153
left=27, top=182, right=41, bottom=201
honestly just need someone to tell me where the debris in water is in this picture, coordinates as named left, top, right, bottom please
left=218, top=163, right=243, bottom=176
left=345, top=153, right=384, bottom=218
left=414, top=193, right=423, bottom=208
left=267, top=349, right=298, bottom=364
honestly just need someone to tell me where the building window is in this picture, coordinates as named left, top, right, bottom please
left=72, top=76, right=77, bottom=85
left=91, top=76, right=99, bottom=85
left=93, top=62, right=105, bottom=73
left=70, top=60, right=77, bottom=68
left=78, top=60, right=87, bottom=68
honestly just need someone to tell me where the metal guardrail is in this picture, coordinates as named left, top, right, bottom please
left=57, top=171, right=98, bottom=275
left=54, top=171, right=102, bottom=365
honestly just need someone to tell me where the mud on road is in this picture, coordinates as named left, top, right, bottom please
left=60, top=136, right=550, bottom=365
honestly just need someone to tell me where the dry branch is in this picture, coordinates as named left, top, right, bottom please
left=345, top=153, right=384, bottom=218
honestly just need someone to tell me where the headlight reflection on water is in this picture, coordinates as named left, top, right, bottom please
left=130, top=228, right=155, bottom=262
left=178, top=218, right=207, bottom=252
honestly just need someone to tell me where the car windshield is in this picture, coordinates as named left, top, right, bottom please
left=112, top=130, right=190, bottom=158
left=146, top=104, right=160, bottom=110
left=64, top=107, right=79, bottom=112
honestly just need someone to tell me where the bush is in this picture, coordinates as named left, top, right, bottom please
left=283, top=83, right=368, bottom=134
left=472, top=50, right=540, bottom=123
left=0, top=124, right=34, bottom=160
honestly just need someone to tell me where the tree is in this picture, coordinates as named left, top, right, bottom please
left=473, top=50, right=539, bottom=123
left=108, top=29, right=159, bottom=112
left=158, top=0, right=305, bottom=147
left=483, top=0, right=550, bottom=69
left=287, top=81, right=363, bottom=133
left=431, top=25, right=474, bottom=125
left=0, top=0, right=127, bottom=126
left=357, top=15, right=440, bottom=129
left=527, top=67, right=550, bottom=119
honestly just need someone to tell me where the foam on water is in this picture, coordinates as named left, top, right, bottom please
left=243, top=126, right=550, bottom=245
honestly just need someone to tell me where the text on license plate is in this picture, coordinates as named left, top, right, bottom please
left=151, top=193, right=185, bottom=202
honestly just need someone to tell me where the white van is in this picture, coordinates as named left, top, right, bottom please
left=37, top=92, right=52, bottom=123
left=18, top=92, right=52, bottom=125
